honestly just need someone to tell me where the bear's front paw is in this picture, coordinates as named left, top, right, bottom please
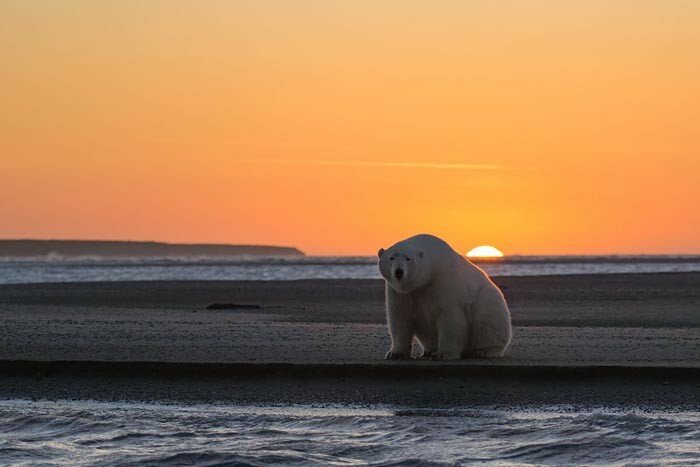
left=429, top=351, right=461, bottom=361
left=385, top=350, right=410, bottom=360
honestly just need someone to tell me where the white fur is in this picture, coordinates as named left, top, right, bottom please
left=378, top=234, right=512, bottom=360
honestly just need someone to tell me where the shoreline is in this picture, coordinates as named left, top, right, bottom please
left=2, top=360, right=698, bottom=409
left=4, top=359, right=698, bottom=378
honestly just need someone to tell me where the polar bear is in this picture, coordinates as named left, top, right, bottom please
left=377, top=234, right=512, bottom=360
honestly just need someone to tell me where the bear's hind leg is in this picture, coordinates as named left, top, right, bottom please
left=468, top=286, right=512, bottom=358
left=431, top=309, right=466, bottom=361
left=414, top=333, right=437, bottom=359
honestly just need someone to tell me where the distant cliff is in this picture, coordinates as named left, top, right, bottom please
left=0, top=240, right=304, bottom=257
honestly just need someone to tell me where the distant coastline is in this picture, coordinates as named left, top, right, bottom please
left=0, top=240, right=304, bottom=258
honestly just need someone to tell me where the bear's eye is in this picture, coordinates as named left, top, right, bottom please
left=406, top=258, right=411, bottom=261
left=389, top=256, right=394, bottom=261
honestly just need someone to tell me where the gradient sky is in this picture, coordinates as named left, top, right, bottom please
left=1, top=1, right=699, bottom=255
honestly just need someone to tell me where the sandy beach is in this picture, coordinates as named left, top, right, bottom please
left=0, top=273, right=698, bottom=407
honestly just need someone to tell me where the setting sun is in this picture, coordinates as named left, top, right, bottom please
left=466, top=246, right=504, bottom=259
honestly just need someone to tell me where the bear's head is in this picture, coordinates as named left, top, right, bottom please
left=377, top=245, right=428, bottom=293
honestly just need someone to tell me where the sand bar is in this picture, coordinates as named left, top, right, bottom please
left=0, top=273, right=698, bottom=366
left=0, top=273, right=698, bottom=406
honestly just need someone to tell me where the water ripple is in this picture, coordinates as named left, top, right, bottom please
left=0, top=400, right=698, bottom=466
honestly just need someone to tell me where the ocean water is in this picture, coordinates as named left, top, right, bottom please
left=0, top=400, right=698, bottom=466
left=0, top=255, right=699, bottom=284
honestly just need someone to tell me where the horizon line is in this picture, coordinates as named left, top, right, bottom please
left=0, top=239, right=698, bottom=258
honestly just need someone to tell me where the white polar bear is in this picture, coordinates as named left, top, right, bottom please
left=377, top=234, right=512, bottom=360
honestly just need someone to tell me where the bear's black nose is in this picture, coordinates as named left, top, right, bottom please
left=394, top=268, right=404, bottom=280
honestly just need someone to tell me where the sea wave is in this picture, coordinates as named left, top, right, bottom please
left=1, top=255, right=700, bottom=284
left=0, top=400, right=698, bottom=466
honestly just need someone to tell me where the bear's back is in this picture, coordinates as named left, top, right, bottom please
left=403, top=234, right=492, bottom=285
left=398, top=234, right=455, bottom=256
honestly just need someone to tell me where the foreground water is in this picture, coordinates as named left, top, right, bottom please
left=0, top=400, right=698, bottom=466
left=1, top=255, right=700, bottom=284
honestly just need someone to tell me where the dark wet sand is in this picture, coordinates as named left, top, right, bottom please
left=2, top=361, right=698, bottom=409
left=0, top=273, right=698, bottom=406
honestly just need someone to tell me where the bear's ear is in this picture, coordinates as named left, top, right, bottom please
left=378, top=248, right=385, bottom=258
left=418, top=250, right=424, bottom=258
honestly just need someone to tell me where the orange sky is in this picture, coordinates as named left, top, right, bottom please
left=1, top=1, right=699, bottom=255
